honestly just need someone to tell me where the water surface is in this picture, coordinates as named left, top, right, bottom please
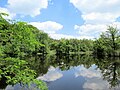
left=2, top=55, right=120, bottom=90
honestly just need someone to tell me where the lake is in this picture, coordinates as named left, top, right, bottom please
left=1, top=54, right=120, bottom=90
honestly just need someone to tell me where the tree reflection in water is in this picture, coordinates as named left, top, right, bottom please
left=26, top=54, right=120, bottom=89
left=2, top=54, right=120, bottom=89
left=94, top=57, right=120, bottom=88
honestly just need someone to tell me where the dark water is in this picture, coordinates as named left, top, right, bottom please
left=1, top=54, right=120, bottom=90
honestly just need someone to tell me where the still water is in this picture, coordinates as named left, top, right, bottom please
left=2, top=54, right=120, bottom=90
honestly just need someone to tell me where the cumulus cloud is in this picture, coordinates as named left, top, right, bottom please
left=70, top=0, right=120, bottom=14
left=29, top=21, right=92, bottom=40
left=74, top=65, right=112, bottom=90
left=37, top=66, right=63, bottom=82
left=74, top=24, right=107, bottom=39
left=75, top=65, right=101, bottom=78
left=49, top=33, right=75, bottom=40
left=83, top=79, right=110, bottom=90
left=82, top=12, right=119, bottom=24
left=29, top=21, right=80, bottom=39
left=7, top=0, right=48, bottom=17
left=29, top=21, right=63, bottom=34
left=70, top=0, right=120, bottom=39
left=5, top=85, right=14, bottom=90
left=49, top=33, right=94, bottom=40
left=29, top=20, right=94, bottom=39
left=0, top=7, right=16, bottom=19
left=29, top=20, right=95, bottom=39
left=74, top=22, right=120, bottom=39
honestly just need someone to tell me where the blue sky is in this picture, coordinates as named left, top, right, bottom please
left=0, top=0, right=120, bottom=39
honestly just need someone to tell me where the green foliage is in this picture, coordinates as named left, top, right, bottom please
left=27, top=25, right=50, bottom=54
left=93, top=26, right=120, bottom=56
left=0, top=21, right=39, bottom=57
left=50, top=38, right=94, bottom=55
left=0, top=13, right=50, bottom=57
left=1, top=12, right=120, bottom=90
left=0, top=57, right=47, bottom=90
left=94, top=57, right=120, bottom=88
left=0, top=13, right=48, bottom=90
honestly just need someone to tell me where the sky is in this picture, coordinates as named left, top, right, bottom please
left=0, top=0, right=120, bottom=39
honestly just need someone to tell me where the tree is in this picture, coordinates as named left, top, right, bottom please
left=0, top=13, right=48, bottom=90
left=94, top=26, right=120, bottom=56
left=95, top=57, right=120, bottom=88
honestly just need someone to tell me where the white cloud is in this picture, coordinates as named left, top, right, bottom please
left=82, top=12, right=119, bottom=24
left=70, top=0, right=120, bottom=14
left=49, top=33, right=94, bottom=40
left=37, top=66, right=63, bottom=82
left=75, top=65, right=101, bottom=78
left=30, top=21, right=93, bottom=40
left=70, top=0, right=120, bottom=39
left=29, top=21, right=63, bottom=34
left=77, top=22, right=120, bottom=40
left=74, top=22, right=120, bottom=39
left=49, top=33, right=74, bottom=40
left=7, top=0, right=48, bottom=17
left=111, top=22, right=120, bottom=29
left=77, top=36, right=94, bottom=39
left=0, top=7, right=16, bottom=19
left=83, top=79, right=110, bottom=90
left=74, top=24, right=107, bottom=39
left=74, top=65, right=111, bottom=90
left=6, top=85, right=14, bottom=90
left=29, top=20, right=95, bottom=39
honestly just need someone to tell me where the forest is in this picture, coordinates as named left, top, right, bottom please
left=0, top=13, right=120, bottom=90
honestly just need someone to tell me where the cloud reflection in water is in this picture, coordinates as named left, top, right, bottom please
left=74, top=65, right=111, bottom=90
left=37, top=66, right=63, bottom=82
left=75, top=64, right=101, bottom=78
